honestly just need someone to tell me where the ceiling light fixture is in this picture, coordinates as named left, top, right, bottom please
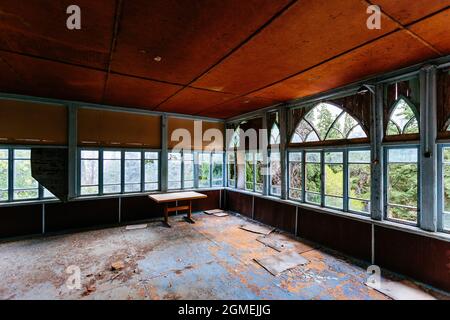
left=154, top=56, right=162, bottom=62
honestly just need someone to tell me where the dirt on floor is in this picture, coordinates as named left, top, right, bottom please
left=0, top=212, right=447, bottom=300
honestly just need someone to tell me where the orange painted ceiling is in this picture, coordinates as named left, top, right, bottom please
left=0, top=0, right=449, bottom=119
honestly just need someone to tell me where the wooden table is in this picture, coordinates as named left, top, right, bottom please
left=148, top=191, right=208, bottom=227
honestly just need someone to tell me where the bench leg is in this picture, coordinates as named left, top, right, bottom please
left=184, top=200, right=195, bottom=224
left=163, top=204, right=171, bottom=228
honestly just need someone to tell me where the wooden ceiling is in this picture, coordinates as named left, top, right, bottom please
left=0, top=0, right=449, bottom=119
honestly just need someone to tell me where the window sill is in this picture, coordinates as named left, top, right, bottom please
left=224, top=187, right=450, bottom=243
left=0, top=188, right=224, bottom=207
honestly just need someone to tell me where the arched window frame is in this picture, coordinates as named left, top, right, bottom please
left=289, top=102, right=369, bottom=144
left=385, top=95, right=420, bottom=137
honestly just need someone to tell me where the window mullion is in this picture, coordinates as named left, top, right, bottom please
left=320, top=150, right=325, bottom=207
left=8, top=148, right=13, bottom=202
left=120, top=150, right=125, bottom=194
left=343, top=150, right=349, bottom=212
left=99, top=149, right=103, bottom=196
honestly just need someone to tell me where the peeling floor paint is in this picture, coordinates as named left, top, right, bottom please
left=0, top=213, right=447, bottom=300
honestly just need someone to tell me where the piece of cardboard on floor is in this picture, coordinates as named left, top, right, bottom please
left=240, top=224, right=274, bottom=235
left=125, top=224, right=148, bottom=230
left=254, top=250, right=309, bottom=276
left=204, top=209, right=224, bottom=215
left=256, top=236, right=291, bottom=252
left=366, top=280, right=436, bottom=300
left=213, top=212, right=229, bottom=217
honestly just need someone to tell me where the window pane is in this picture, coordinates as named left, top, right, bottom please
left=227, top=152, right=235, bottom=187
left=212, top=153, right=223, bottom=187
left=199, top=153, right=211, bottom=188
left=168, top=152, right=181, bottom=190
left=125, top=184, right=141, bottom=193
left=144, top=152, right=159, bottom=191
left=81, top=150, right=99, bottom=159
left=349, top=150, right=371, bottom=214
left=80, top=149, right=99, bottom=195
left=289, top=152, right=302, bottom=200
left=183, top=152, right=194, bottom=189
left=305, top=152, right=321, bottom=205
left=442, top=148, right=450, bottom=231
left=0, top=149, right=8, bottom=201
left=124, top=152, right=141, bottom=192
left=324, top=152, right=343, bottom=209
left=81, top=186, right=98, bottom=195
left=13, top=150, right=38, bottom=200
left=103, top=151, right=121, bottom=194
left=387, top=148, right=418, bottom=223
left=245, top=153, right=254, bottom=190
left=270, top=152, right=281, bottom=196
left=43, top=188, right=55, bottom=199
left=255, top=153, right=263, bottom=193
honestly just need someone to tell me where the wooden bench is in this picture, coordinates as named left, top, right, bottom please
left=148, top=191, right=208, bottom=227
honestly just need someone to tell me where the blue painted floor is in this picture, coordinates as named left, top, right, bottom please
left=0, top=212, right=446, bottom=300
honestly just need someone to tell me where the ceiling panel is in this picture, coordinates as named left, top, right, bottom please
left=409, top=9, right=450, bottom=54
left=373, top=0, right=450, bottom=25
left=251, top=30, right=438, bottom=102
left=157, top=87, right=236, bottom=115
left=0, top=57, right=26, bottom=95
left=192, top=0, right=398, bottom=95
left=0, top=52, right=106, bottom=103
left=103, top=74, right=182, bottom=110
left=0, top=0, right=116, bottom=69
left=198, top=96, right=280, bottom=119
left=111, top=0, right=291, bottom=85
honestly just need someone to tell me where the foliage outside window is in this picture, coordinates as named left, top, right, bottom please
left=291, top=103, right=367, bottom=143
left=324, top=151, right=344, bottom=210
left=386, top=98, right=419, bottom=136
left=386, top=148, right=418, bottom=224
left=305, top=152, right=321, bottom=205
left=227, top=152, right=235, bottom=187
left=81, top=149, right=160, bottom=195
left=0, top=148, right=55, bottom=202
left=245, top=153, right=254, bottom=191
left=198, top=153, right=211, bottom=188
left=212, top=153, right=224, bottom=187
left=13, top=149, right=40, bottom=200
left=288, top=152, right=302, bottom=201
left=244, top=152, right=262, bottom=193
left=348, top=150, right=371, bottom=214
left=255, top=153, right=263, bottom=193
left=440, top=147, right=450, bottom=232
left=270, top=152, right=281, bottom=196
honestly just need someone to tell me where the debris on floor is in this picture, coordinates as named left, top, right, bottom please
left=111, top=260, right=125, bottom=271
left=254, top=250, right=309, bottom=276
left=256, top=235, right=291, bottom=252
left=82, top=280, right=97, bottom=297
left=125, top=224, right=148, bottom=230
left=365, top=279, right=436, bottom=300
left=240, top=224, right=274, bottom=235
left=204, top=209, right=225, bottom=215
left=213, top=212, right=229, bottom=217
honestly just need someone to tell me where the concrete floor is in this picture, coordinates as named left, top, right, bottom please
left=0, top=212, right=446, bottom=300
